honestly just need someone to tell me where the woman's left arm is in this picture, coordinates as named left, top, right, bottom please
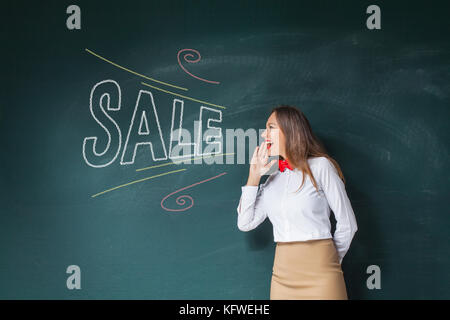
left=316, top=158, right=358, bottom=264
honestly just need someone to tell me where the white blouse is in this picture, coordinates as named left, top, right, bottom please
left=237, top=156, right=358, bottom=264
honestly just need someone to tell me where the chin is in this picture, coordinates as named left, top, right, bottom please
left=267, top=144, right=279, bottom=157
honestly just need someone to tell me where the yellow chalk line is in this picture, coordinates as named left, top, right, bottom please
left=136, top=152, right=236, bottom=172
left=91, top=168, right=187, bottom=198
left=141, top=82, right=227, bottom=109
left=86, top=49, right=230, bottom=198
left=85, top=48, right=188, bottom=91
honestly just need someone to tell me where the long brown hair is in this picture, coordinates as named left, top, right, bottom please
left=270, top=105, right=346, bottom=193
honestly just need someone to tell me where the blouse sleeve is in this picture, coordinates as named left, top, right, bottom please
left=236, top=183, right=268, bottom=232
left=316, top=158, right=358, bottom=264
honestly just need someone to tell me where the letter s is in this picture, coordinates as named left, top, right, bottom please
left=82, top=79, right=122, bottom=168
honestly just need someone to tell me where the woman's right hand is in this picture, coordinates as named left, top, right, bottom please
left=249, top=141, right=277, bottom=178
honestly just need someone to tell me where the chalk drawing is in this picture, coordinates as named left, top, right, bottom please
left=160, top=172, right=227, bottom=212
left=85, top=48, right=188, bottom=91
left=196, top=106, right=222, bottom=157
left=91, top=168, right=187, bottom=198
left=120, top=90, right=168, bottom=165
left=177, top=49, right=220, bottom=84
left=141, top=82, right=226, bottom=109
left=168, top=98, right=196, bottom=160
left=136, top=152, right=235, bottom=172
left=82, top=79, right=122, bottom=168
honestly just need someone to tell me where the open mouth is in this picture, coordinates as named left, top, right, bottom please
left=266, top=141, right=273, bottom=149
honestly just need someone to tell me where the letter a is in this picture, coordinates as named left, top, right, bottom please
left=66, top=5, right=81, bottom=30
left=120, top=90, right=168, bottom=165
left=366, top=265, right=381, bottom=289
left=366, top=5, right=381, bottom=30
left=66, top=265, right=81, bottom=290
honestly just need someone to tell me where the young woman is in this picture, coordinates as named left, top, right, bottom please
left=236, top=105, right=358, bottom=300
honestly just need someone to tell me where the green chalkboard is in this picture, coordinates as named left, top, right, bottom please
left=1, top=0, right=449, bottom=299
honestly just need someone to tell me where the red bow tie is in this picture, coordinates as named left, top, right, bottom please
left=278, top=159, right=293, bottom=172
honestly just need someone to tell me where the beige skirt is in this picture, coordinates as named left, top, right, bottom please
left=270, top=238, right=348, bottom=300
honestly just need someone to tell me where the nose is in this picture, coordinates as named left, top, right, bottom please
left=261, top=129, right=267, bottom=138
